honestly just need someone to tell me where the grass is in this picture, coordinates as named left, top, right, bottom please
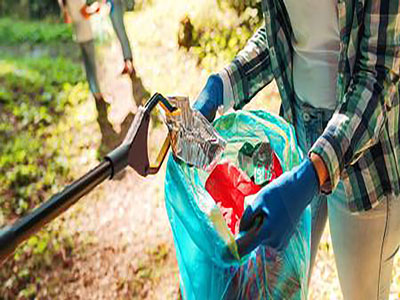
left=0, top=55, right=86, bottom=219
left=0, top=18, right=72, bottom=44
left=0, top=53, right=101, bottom=299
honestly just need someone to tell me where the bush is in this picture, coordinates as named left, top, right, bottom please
left=0, top=18, right=72, bottom=45
left=189, top=0, right=263, bottom=69
left=0, top=0, right=60, bottom=19
left=28, top=0, right=61, bottom=19
left=0, top=12, right=104, bottom=295
left=220, top=0, right=263, bottom=28
left=0, top=56, right=85, bottom=219
left=0, top=55, right=89, bottom=299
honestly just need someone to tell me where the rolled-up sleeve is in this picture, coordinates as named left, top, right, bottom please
left=310, top=0, right=400, bottom=192
left=218, top=25, right=275, bottom=112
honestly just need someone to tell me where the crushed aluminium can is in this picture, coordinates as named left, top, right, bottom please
left=162, top=96, right=226, bottom=171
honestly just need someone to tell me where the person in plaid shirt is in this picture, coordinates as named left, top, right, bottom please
left=194, top=0, right=400, bottom=298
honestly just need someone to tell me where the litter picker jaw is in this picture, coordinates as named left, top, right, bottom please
left=0, top=93, right=177, bottom=265
left=105, top=92, right=176, bottom=177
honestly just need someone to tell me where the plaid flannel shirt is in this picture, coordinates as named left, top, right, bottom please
left=219, top=0, right=400, bottom=212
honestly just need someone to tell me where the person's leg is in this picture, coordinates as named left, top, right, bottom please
left=108, top=0, right=149, bottom=105
left=308, top=194, right=328, bottom=274
left=328, top=186, right=400, bottom=299
left=65, top=0, right=101, bottom=96
left=79, top=40, right=102, bottom=96
left=79, top=41, right=117, bottom=144
left=109, top=0, right=132, bottom=61
left=78, top=35, right=120, bottom=154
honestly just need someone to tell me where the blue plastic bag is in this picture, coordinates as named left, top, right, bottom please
left=165, top=110, right=311, bottom=299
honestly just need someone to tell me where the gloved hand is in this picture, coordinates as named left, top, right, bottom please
left=192, top=74, right=223, bottom=122
left=238, top=158, right=319, bottom=257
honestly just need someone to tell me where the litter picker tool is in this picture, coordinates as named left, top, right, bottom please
left=0, top=93, right=257, bottom=265
left=0, top=93, right=177, bottom=265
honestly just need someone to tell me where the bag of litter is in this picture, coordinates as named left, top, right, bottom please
left=164, top=110, right=311, bottom=300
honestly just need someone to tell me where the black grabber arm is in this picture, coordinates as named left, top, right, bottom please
left=0, top=93, right=177, bottom=265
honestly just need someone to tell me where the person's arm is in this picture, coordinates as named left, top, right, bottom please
left=238, top=1, right=400, bottom=255
left=310, top=153, right=329, bottom=187
left=310, top=0, right=400, bottom=191
left=58, top=0, right=71, bottom=23
left=57, top=0, right=64, bottom=8
left=218, top=25, right=274, bottom=112
left=193, top=25, right=274, bottom=121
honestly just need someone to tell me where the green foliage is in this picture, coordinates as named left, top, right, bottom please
left=190, top=0, right=263, bottom=69
left=0, top=55, right=89, bottom=298
left=192, top=21, right=255, bottom=69
left=0, top=18, right=72, bottom=45
left=0, top=56, right=85, bottom=218
left=0, top=0, right=60, bottom=19
left=220, top=0, right=263, bottom=27
left=28, top=0, right=61, bottom=19
left=0, top=58, right=87, bottom=299
left=1, top=221, right=76, bottom=299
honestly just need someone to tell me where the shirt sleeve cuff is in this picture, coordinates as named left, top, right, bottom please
left=309, top=135, right=342, bottom=194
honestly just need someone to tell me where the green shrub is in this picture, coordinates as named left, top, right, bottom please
left=0, top=55, right=90, bottom=298
left=190, top=0, right=263, bottom=69
left=0, top=0, right=60, bottom=19
left=0, top=56, right=86, bottom=218
left=0, top=18, right=72, bottom=44
left=220, top=0, right=263, bottom=27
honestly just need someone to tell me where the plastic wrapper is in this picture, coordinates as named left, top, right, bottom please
left=205, top=160, right=262, bottom=236
left=238, top=142, right=283, bottom=185
left=163, top=96, right=226, bottom=170
left=165, top=110, right=310, bottom=299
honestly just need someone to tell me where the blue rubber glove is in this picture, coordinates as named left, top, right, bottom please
left=238, top=158, right=319, bottom=257
left=193, top=74, right=223, bottom=122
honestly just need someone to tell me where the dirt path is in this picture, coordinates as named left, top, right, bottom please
left=46, top=1, right=210, bottom=299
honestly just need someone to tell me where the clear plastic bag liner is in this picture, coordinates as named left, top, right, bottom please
left=165, top=110, right=311, bottom=300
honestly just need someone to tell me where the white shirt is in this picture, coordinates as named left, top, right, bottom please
left=284, top=0, right=340, bottom=110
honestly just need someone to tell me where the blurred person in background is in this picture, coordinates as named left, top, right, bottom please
left=194, top=0, right=400, bottom=298
left=59, top=0, right=148, bottom=154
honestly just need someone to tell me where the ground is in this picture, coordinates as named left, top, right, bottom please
left=3, top=0, right=400, bottom=298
